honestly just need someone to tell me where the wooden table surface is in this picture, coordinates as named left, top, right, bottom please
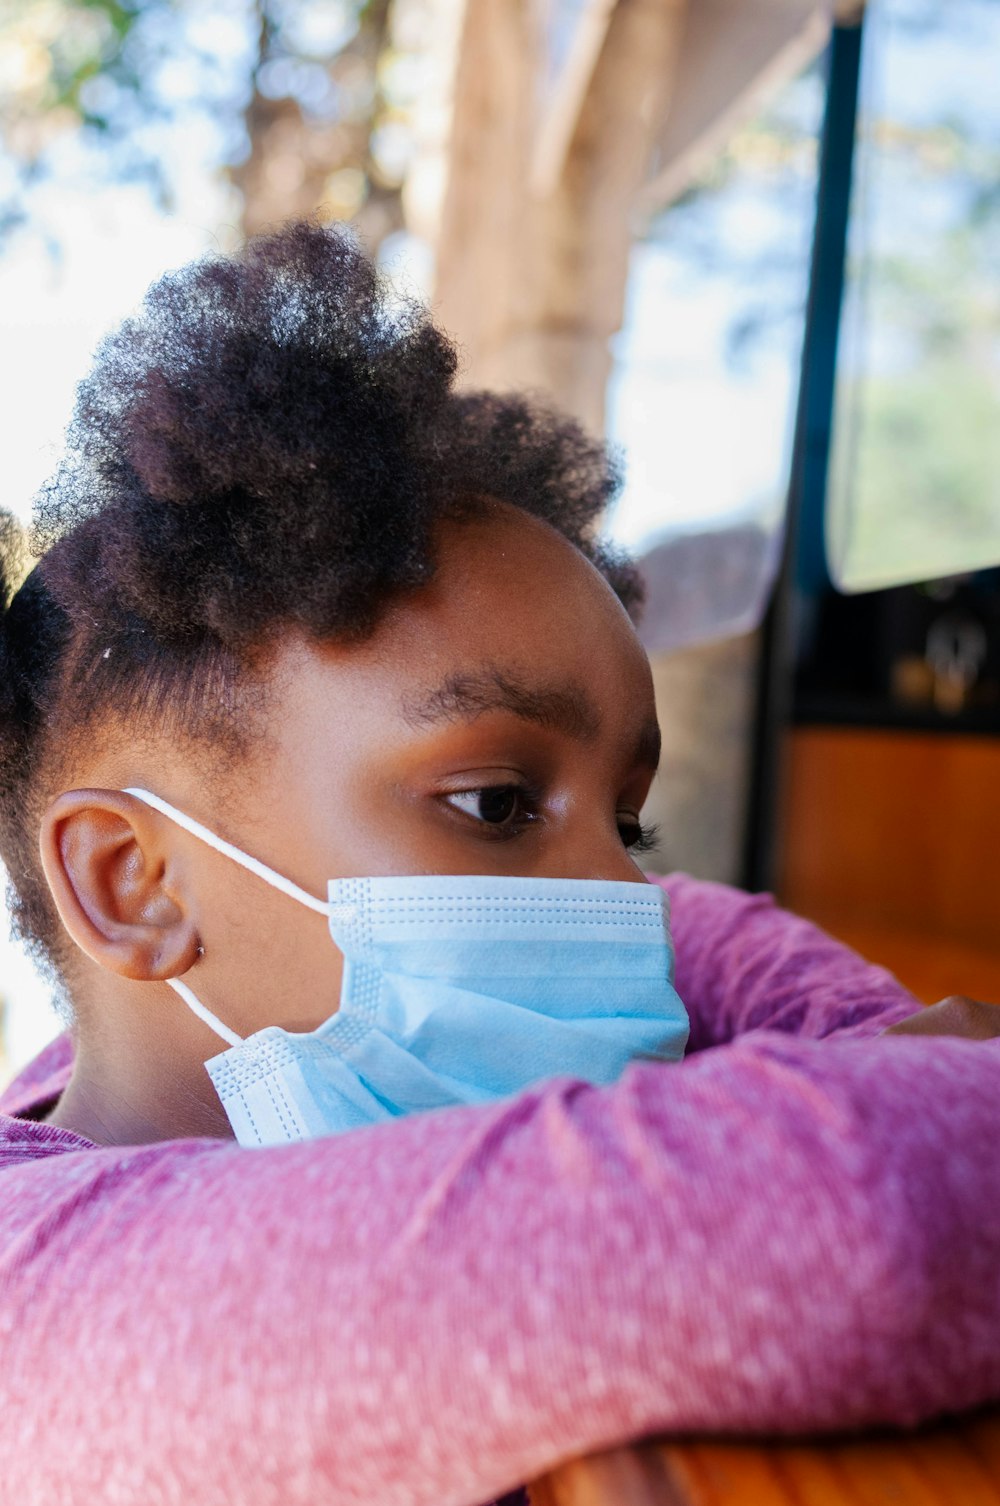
left=528, top=1407, right=1000, bottom=1505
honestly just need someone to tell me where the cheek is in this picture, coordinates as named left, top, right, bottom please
left=282, top=720, right=457, bottom=882
left=201, top=883, right=348, bottom=1036
left=264, top=675, right=436, bottom=884
left=293, top=775, right=431, bottom=880
left=319, top=794, right=467, bottom=880
left=271, top=919, right=347, bottom=1033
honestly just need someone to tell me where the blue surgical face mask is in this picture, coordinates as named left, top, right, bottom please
left=126, top=788, right=689, bottom=1147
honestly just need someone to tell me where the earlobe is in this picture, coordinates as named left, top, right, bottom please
left=40, top=789, right=201, bottom=982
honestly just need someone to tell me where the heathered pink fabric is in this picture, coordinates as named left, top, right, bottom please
left=0, top=874, right=998, bottom=1506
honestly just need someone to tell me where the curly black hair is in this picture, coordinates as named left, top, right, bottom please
left=0, top=221, right=641, bottom=972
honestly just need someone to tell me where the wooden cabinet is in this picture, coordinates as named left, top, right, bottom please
left=776, top=728, right=1000, bottom=1003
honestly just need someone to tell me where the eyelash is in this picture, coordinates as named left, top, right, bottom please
left=443, top=784, right=660, bottom=855
left=622, top=820, right=661, bottom=856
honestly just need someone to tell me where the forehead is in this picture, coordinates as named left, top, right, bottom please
left=370, top=506, right=651, bottom=690
left=264, top=506, right=655, bottom=754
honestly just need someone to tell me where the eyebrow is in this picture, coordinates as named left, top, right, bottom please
left=405, top=666, right=662, bottom=769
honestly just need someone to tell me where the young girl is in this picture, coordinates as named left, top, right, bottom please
left=0, top=224, right=998, bottom=1506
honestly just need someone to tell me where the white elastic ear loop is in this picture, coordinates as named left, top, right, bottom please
left=168, top=977, right=244, bottom=1047
left=124, top=787, right=342, bottom=917
left=124, top=786, right=355, bottom=1050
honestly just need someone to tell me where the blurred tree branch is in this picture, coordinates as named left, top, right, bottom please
left=0, top=0, right=407, bottom=250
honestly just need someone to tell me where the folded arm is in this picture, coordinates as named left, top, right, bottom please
left=2, top=1028, right=998, bottom=1506
left=659, top=874, right=918, bottom=1049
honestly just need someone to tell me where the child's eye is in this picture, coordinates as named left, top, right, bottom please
left=443, top=785, right=537, bottom=832
left=617, top=817, right=660, bottom=855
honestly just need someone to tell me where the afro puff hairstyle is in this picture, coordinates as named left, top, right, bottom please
left=0, top=221, right=641, bottom=971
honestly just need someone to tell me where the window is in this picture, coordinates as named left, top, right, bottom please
left=827, top=0, right=1000, bottom=592
left=607, top=61, right=826, bottom=650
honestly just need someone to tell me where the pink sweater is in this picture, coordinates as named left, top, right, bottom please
left=1, top=875, right=998, bottom=1506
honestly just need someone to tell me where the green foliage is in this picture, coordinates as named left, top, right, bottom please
left=831, top=359, right=1000, bottom=589
left=0, top=0, right=395, bottom=240
left=39, top=1, right=145, bottom=122
left=1, top=1, right=154, bottom=145
left=1, top=0, right=206, bottom=226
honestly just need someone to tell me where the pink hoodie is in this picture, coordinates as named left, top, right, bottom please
left=1, top=875, right=998, bottom=1506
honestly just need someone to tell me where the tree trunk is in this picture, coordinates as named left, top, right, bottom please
left=434, top=0, right=688, bottom=432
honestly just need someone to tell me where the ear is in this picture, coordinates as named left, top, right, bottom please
left=39, top=789, right=201, bottom=982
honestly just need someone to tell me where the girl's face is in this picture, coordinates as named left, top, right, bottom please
left=49, top=504, right=661, bottom=1070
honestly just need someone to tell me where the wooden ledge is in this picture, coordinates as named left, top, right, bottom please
left=528, top=1407, right=1000, bottom=1505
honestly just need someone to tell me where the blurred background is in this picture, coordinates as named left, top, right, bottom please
left=1, top=0, right=999, bottom=1080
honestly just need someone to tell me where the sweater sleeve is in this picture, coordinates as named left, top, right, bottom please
left=657, top=874, right=919, bottom=1050
left=2, top=1031, right=999, bottom=1506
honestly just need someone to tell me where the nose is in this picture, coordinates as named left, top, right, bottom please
left=537, top=825, right=649, bottom=885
